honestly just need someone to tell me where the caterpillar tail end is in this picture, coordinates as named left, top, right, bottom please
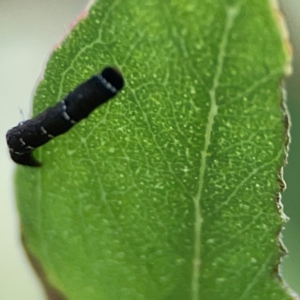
left=101, top=66, right=124, bottom=92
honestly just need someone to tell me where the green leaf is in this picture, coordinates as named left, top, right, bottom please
left=14, top=0, right=294, bottom=299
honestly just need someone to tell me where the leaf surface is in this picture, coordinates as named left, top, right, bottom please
left=15, top=0, right=294, bottom=299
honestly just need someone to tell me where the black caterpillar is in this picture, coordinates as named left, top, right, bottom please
left=6, top=67, right=124, bottom=167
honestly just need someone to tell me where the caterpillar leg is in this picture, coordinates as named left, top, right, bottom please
left=9, top=151, right=41, bottom=167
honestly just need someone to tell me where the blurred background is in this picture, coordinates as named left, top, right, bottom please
left=0, top=1, right=298, bottom=299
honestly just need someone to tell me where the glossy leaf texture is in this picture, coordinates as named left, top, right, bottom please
left=15, top=0, right=294, bottom=299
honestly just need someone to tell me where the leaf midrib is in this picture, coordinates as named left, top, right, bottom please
left=191, top=6, right=241, bottom=300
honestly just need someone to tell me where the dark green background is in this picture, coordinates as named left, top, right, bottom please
left=280, top=0, right=300, bottom=294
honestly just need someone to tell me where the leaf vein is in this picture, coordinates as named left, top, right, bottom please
left=191, top=6, right=241, bottom=300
